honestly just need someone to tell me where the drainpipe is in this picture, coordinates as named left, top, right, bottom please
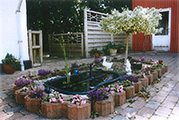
left=16, top=0, right=24, bottom=71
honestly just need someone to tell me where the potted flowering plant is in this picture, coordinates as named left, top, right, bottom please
left=107, top=42, right=118, bottom=56
left=106, top=85, right=126, bottom=106
left=89, top=48, right=102, bottom=58
left=123, top=75, right=142, bottom=93
left=119, top=80, right=135, bottom=99
left=136, top=73, right=149, bottom=88
left=1, top=53, right=21, bottom=74
left=25, top=86, right=45, bottom=113
left=41, top=91, right=65, bottom=118
left=68, top=94, right=90, bottom=120
left=88, top=88, right=114, bottom=116
left=15, top=86, right=29, bottom=105
left=13, top=77, right=33, bottom=94
left=38, top=69, right=52, bottom=79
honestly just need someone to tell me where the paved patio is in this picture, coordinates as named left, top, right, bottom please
left=0, top=51, right=178, bottom=120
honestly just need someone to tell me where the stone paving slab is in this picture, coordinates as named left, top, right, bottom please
left=0, top=51, right=178, bottom=120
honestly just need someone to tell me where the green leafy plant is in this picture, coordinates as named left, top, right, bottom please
left=107, top=42, right=118, bottom=49
left=89, top=48, right=102, bottom=57
left=119, top=80, right=134, bottom=87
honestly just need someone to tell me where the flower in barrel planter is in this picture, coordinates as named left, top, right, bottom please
left=41, top=91, right=65, bottom=118
left=144, top=66, right=153, bottom=85
left=2, top=53, right=21, bottom=74
left=15, top=86, right=29, bottom=105
left=88, top=88, right=114, bottom=116
left=68, top=94, right=90, bottom=120
left=25, top=86, right=45, bottom=113
left=106, top=85, right=126, bottom=106
left=119, top=80, right=135, bottom=99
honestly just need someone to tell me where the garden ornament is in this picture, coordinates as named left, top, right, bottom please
left=102, top=56, right=113, bottom=69
left=125, top=59, right=132, bottom=75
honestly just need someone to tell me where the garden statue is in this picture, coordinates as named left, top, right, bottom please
left=102, top=56, right=113, bottom=69
left=125, top=59, right=132, bottom=75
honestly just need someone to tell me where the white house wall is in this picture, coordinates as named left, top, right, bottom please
left=0, top=0, right=29, bottom=63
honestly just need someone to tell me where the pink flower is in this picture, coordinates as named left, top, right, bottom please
left=76, top=102, right=79, bottom=106
left=110, top=91, right=114, bottom=94
left=111, top=87, right=114, bottom=90
left=132, top=82, right=134, bottom=84
left=143, top=73, right=146, bottom=78
left=149, top=71, right=150, bottom=74
left=120, top=89, right=123, bottom=93
left=49, top=99, right=52, bottom=103
left=106, top=88, right=109, bottom=91
left=52, top=98, right=57, bottom=102
left=117, top=89, right=119, bottom=93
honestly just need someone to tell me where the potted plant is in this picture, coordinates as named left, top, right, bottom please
left=106, top=85, right=126, bottom=106
left=25, top=86, right=45, bottom=113
left=119, top=80, right=135, bottom=99
left=89, top=48, right=102, bottom=58
left=136, top=73, right=149, bottom=88
left=88, top=88, right=114, bottom=116
left=13, top=77, right=32, bottom=94
left=123, top=75, right=142, bottom=93
left=38, top=69, right=52, bottom=79
left=15, top=86, right=29, bottom=105
left=1, top=53, right=21, bottom=74
left=144, top=66, right=153, bottom=85
left=68, top=94, right=90, bottom=120
left=107, top=42, right=118, bottom=56
left=41, top=91, right=65, bottom=118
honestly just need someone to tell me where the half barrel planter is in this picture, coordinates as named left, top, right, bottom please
left=94, top=96, right=114, bottom=116
left=139, top=77, right=149, bottom=88
left=165, top=65, right=168, bottom=72
left=157, top=69, right=162, bottom=78
left=123, top=86, right=135, bottom=99
left=24, top=96, right=41, bottom=113
left=146, top=74, right=153, bottom=85
left=134, top=81, right=142, bottom=93
left=113, top=91, right=126, bottom=106
left=68, top=102, right=91, bottom=120
left=15, top=90, right=26, bottom=105
left=41, top=102, right=67, bottom=118
left=161, top=66, right=165, bottom=74
left=152, top=70, right=158, bottom=80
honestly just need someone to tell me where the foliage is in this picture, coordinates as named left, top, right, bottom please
left=107, top=42, right=118, bottom=49
left=87, top=88, right=109, bottom=101
left=20, top=87, right=29, bottom=93
left=136, top=73, right=147, bottom=78
left=26, top=86, right=45, bottom=99
left=2, top=53, right=21, bottom=70
left=119, top=80, right=134, bottom=87
left=144, top=66, right=151, bottom=75
left=123, top=75, right=139, bottom=82
left=69, top=94, right=86, bottom=106
left=14, top=77, right=32, bottom=87
left=92, top=58, right=103, bottom=67
left=105, top=85, right=124, bottom=94
left=21, top=73, right=36, bottom=79
left=89, top=48, right=102, bottom=57
left=43, top=91, right=64, bottom=103
left=38, top=69, right=51, bottom=76
left=137, top=88, right=150, bottom=101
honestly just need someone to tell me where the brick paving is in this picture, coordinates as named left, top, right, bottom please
left=0, top=51, right=178, bottom=120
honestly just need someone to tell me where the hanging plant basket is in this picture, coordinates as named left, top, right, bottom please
left=123, top=86, right=135, bottom=99
left=3, top=64, right=15, bottom=74
left=24, top=96, right=41, bottom=113
left=113, top=91, right=126, bottom=106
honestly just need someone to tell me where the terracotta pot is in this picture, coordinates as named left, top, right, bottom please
left=134, top=81, right=142, bottom=93
left=109, top=48, right=117, bottom=56
left=157, top=69, right=162, bottom=78
left=13, top=86, right=22, bottom=95
left=24, top=96, right=41, bottom=113
left=114, top=91, right=126, bottom=106
left=123, top=86, right=135, bottom=99
left=3, top=64, right=15, bottom=74
left=152, top=70, right=158, bottom=80
left=41, top=102, right=65, bottom=118
left=94, top=53, right=100, bottom=58
left=165, top=65, right=168, bottom=72
left=139, top=77, right=149, bottom=88
left=68, top=102, right=91, bottom=120
left=15, top=89, right=27, bottom=105
left=94, top=96, right=114, bottom=116
left=161, top=66, right=165, bottom=74
left=146, top=74, right=153, bottom=85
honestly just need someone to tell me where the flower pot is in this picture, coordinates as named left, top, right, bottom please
left=134, top=81, right=142, bottom=93
left=123, top=86, right=135, bottom=99
left=146, top=74, right=153, bottom=85
left=24, top=96, right=41, bottom=113
left=41, top=102, right=64, bottom=118
left=15, top=89, right=27, bottom=105
left=109, top=49, right=117, bottom=56
left=139, top=77, right=149, bottom=88
left=165, top=65, right=168, bottom=72
left=152, top=70, right=158, bottom=80
left=94, top=53, right=100, bottom=58
left=94, top=96, right=114, bottom=116
left=114, top=91, right=126, bottom=106
left=157, top=69, right=162, bottom=78
left=161, top=66, right=165, bottom=74
left=3, top=64, right=15, bottom=74
left=13, top=86, right=22, bottom=95
left=68, top=102, right=91, bottom=120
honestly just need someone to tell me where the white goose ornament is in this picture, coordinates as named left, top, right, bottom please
left=102, top=56, right=113, bottom=69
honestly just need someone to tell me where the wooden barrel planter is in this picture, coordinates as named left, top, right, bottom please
left=15, top=89, right=26, bottom=105
left=161, top=66, right=165, bottom=74
left=146, top=74, right=153, bottom=85
left=165, top=65, right=168, bottom=72
left=139, top=77, right=149, bottom=88
left=94, top=96, right=114, bottom=116
left=24, top=96, right=41, bottom=113
left=113, top=91, right=126, bottom=106
left=13, top=86, right=22, bottom=95
left=134, top=81, right=142, bottom=93
left=152, top=70, right=158, bottom=80
left=123, top=86, right=135, bottom=99
left=68, top=102, right=91, bottom=120
left=157, top=69, right=162, bottom=78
